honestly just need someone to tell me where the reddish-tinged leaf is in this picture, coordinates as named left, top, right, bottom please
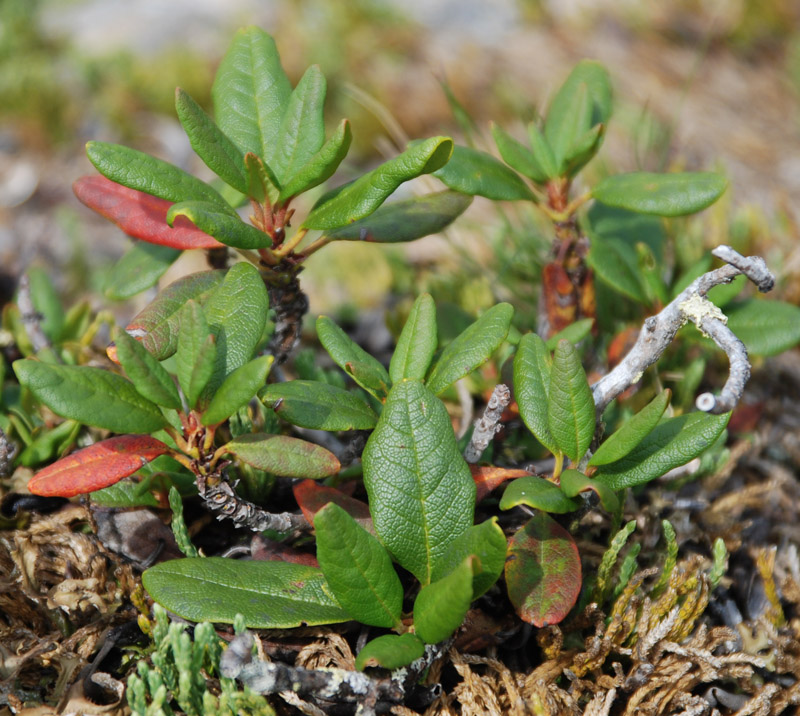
left=250, top=535, right=319, bottom=567
left=293, top=479, right=373, bottom=534
left=505, top=513, right=581, bottom=627
left=28, top=435, right=170, bottom=498
left=73, top=176, right=224, bottom=250
left=469, top=465, right=532, bottom=502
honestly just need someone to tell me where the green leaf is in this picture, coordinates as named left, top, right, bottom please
left=362, top=380, right=475, bottom=584
left=167, top=201, right=269, bottom=250
left=587, top=236, right=648, bottom=304
left=269, top=65, right=326, bottom=183
left=589, top=391, right=671, bottom=466
left=592, top=172, right=727, bottom=217
left=13, top=360, right=166, bottom=434
left=413, top=556, right=476, bottom=644
left=594, top=411, right=731, bottom=489
left=544, top=60, right=611, bottom=172
left=260, top=381, right=378, bottom=430
left=325, top=191, right=472, bottom=243
left=142, top=557, right=348, bottom=628
left=558, top=469, right=619, bottom=513
left=315, top=503, right=403, bottom=629
left=127, top=270, right=225, bottom=360
left=175, top=88, right=248, bottom=195
left=545, top=81, right=591, bottom=172
left=225, top=433, right=340, bottom=479
left=86, top=141, right=228, bottom=207
left=505, top=513, right=582, bottom=627
left=499, top=475, right=580, bottom=514
left=490, top=122, right=548, bottom=183
left=514, top=333, right=558, bottom=455
left=725, top=300, right=800, bottom=357
left=547, top=340, right=595, bottom=463
left=390, top=293, right=438, bottom=383
left=565, top=123, right=604, bottom=177
left=211, top=27, right=292, bottom=161
left=26, top=268, right=64, bottom=343
left=432, top=518, right=507, bottom=598
left=105, top=243, right=180, bottom=300
left=18, top=419, right=80, bottom=468
left=545, top=318, right=594, bottom=351
left=425, top=303, right=513, bottom=396
left=527, top=123, right=559, bottom=180
left=433, top=145, right=534, bottom=201
left=278, top=119, right=351, bottom=202
left=244, top=152, right=280, bottom=205
left=201, top=355, right=273, bottom=425
left=202, top=262, right=270, bottom=398
left=176, top=301, right=217, bottom=409
left=303, top=137, right=453, bottom=230
left=355, top=633, right=425, bottom=671
left=316, top=316, right=391, bottom=401
left=115, top=330, right=182, bottom=410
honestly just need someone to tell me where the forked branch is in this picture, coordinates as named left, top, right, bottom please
left=591, top=246, right=775, bottom=416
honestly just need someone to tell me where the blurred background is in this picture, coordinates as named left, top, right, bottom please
left=1, top=0, right=799, bottom=323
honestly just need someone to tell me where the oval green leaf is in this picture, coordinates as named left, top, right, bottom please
left=211, top=27, right=292, bottom=161
left=559, top=469, right=619, bottom=513
left=544, top=318, right=594, bottom=351
left=325, top=191, right=472, bottom=244
left=594, top=411, right=730, bottom=489
left=260, top=380, right=378, bottom=430
left=425, top=303, right=513, bottom=396
left=499, top=475, right=580, bottom=514
left=104, top=242, right=180, bottom=301
left=142, top=557, right=348, bottom=628
left=201, top=261, right=269, bottom=399
left=362, top=380, right=475, bottom=584
left=432, top=518, right=507, bottom=598
left=589, top=390, right=671, bottom=467
left=355, top=633, right=425, bottom=671
left=505, top=513, right=582, bottom=627
left=548, top=340, right=595, bottom=463
left=514, top=332, right=558, bottom=455
left=592, top=172, right=727, bottom=217
left=114, top=329, right=182, bottom=410
left=278, top=119, right=351, bottom=202
left=316, top=316, right=391, bottom=401
left=303, top=137, right=453, bottom=230
left=14, top=360, right=167, bottom=434
left=725, top=299, right=800, bottom=357
left=390, top=293, right=438, bottom=383
left=176, top=301, right=217, bottom=409
left=587, top=236, right=648, bottom=304
left=433, top=145, right=534, bottom=201
left=86, top=141, right=228, bottom=207
left=490, top=122, right=548, bottom=184
left=167, top=201, right=270, bottom=250
left=201, top=355, right=273, bottom=426
left=225, top=433, right=340, bottom=479
left=175, top=88, right=248, bottom=195
left=315, top=503, right=403, bottom=629
left=127, top=270, right=226, bottom=360
left=413, top=556, right=476, bottom=644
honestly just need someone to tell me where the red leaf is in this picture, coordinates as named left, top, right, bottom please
left=73, top=175, right=224, bottom=250
left=505, top=513, right=581, bottom=627
left=470, top=465, right=532, bottom=502
left=28, top=435, right=171, bottom=498
left=250, top=535, right=318, bottom=567
left=292, top=479, right=373, bottom=534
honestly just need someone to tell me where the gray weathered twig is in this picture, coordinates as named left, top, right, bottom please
left=220, top=633, right=449, bottom=716
left=590, top=246, right=774, bottom=416
left=464, top=384, right=511, bottom=463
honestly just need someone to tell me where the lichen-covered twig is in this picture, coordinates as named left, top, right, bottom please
left=464, top=384, right=511, bottom=463
left=220, top=633, right=449, bottom=716
left=590, top=246, right=775, bottom=416
left=198, top=474, right=309, bottom=533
